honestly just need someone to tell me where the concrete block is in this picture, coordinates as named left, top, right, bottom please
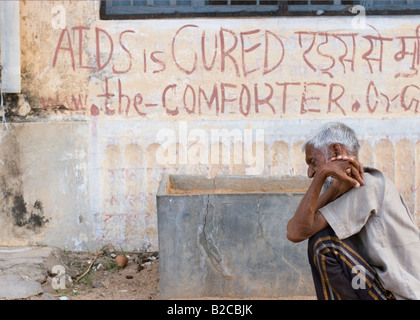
left=269, top=141, right=290, bottom=176
left=124, top=143, right=144, bottom=169
left=146, top=143, right=162, bottom=168
left=157, top=174, right=314, bottom=298
left=0, top=247, right=62, bottom=299
left=0, top=275, right=43, bottom=299
left=374, top=139, right=395, bottom=182
left=0, top=264, right=48, bottom=283
left=291, top=141, right=306, bottom=176
left=359, top=140, right=373, bottom=168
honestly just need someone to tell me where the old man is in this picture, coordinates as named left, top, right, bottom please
left=286, top=122, right=420, bottom=300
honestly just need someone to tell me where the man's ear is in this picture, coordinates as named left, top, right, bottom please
left=329, top=143, right=343, bottom=157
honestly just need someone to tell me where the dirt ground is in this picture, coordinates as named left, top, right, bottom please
left=41, top=246, right=160, bottom=300
left=37, top=245, right=315, bottom=300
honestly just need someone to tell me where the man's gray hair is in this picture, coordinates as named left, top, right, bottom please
left=302, top=122, right=360, bottom=157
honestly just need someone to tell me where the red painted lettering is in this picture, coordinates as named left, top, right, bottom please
left=172, top=25, right=198, bottom=75
left=328, top=83, right=346, bottom=115
left=96, top=27, right=114, bottom=72
left=301, top=82, right=326, bottom=114
left=112, top=30, right=135, bottom=74
left=240, top=29, right=261, bottom=77
left=263, top=30, right=285, bottom=76
left=220, top=83, right=237, bottom=113
left=220, top=28, right=240, bottom=77
left=254, top=83, right=275, bottom=114
left=162, top=84, right=178, bottom=116
left=52, top=28, right=75, bottom=70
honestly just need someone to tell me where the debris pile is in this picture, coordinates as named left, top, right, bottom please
left=56, top=245, right=159, bottom=299
left=0, top=245, right=159, bottom=300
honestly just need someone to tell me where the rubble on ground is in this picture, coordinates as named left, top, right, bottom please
left=0, top=245, right=160, bottom=300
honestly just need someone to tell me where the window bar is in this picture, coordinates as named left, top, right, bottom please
left=194, top=1, right=205, bottom=8
left=169, top=0, right=176, bottom=5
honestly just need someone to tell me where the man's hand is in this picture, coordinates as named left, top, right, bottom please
left=327, top=155, right=365, bottom=199
left=321, top=155, right=365, bottom=189
left=286, top=152, right=364, bottom=243
left=331, top=155, right=364, bottom=181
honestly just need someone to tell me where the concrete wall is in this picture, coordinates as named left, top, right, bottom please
left=0, top=1, right=420, bottom=250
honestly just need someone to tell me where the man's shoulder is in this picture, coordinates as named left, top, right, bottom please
left=363, top=167, right=386, bottom=182
left=361, top=166, right=400, bottom=199
left=357, top=166, right=387, bottom=195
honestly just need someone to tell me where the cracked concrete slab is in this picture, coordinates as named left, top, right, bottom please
left=0, top=275, right=43, bottom=299
left=0, top=246, right=63, bottom=299
left=157, top=174, right=315, bottom=299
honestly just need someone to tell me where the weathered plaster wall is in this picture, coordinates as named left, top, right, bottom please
left=0, top=1, right=419, bottom=250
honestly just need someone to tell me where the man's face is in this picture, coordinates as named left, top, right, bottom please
left=305, top=143, right=336, bottom=190
left=305, top=144, right=327, bottom=179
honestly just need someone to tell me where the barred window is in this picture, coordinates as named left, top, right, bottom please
left=100, top=0, right=420, bottom=19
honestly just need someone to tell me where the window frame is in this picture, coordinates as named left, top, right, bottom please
left=99, top=1, right=420, bottom=20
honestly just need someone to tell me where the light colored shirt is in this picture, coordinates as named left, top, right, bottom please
left=319, top=167, right=420, bottom=300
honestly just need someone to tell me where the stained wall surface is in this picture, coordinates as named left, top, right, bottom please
left=0, top=1, right=419, bottom=250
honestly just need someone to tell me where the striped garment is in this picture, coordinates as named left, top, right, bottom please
left=308, top=226, right=395, bottom=300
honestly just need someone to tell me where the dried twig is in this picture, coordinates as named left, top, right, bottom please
left=74, top=255, right=98, bottom=285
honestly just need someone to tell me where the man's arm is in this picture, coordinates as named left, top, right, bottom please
left=286, top=159, right=363, bottom=243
